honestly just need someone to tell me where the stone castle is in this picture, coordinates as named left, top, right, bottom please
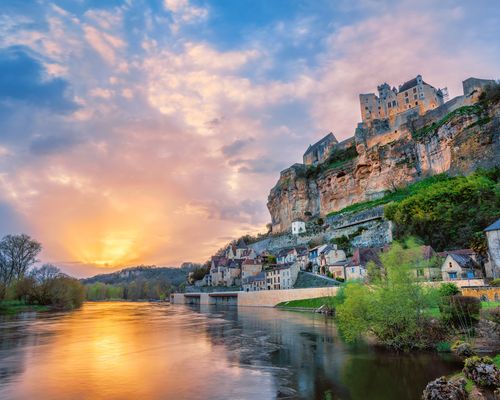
left=269, top=74, right=499, bottom=233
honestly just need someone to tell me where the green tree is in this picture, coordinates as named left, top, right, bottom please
left=336, top=240, right=441, bottom=350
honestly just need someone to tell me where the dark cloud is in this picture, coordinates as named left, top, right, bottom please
left=0, top=46, right=78, bottom=113
left=220, top=137, right=254, bottom=157
left=30, top=134, right=81, bottom=156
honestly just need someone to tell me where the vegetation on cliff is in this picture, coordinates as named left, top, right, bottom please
left=385, top=168, right=499, bottom=251
left=298, top=145, right=358, bottom=179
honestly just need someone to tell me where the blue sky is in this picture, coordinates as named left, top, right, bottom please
left=0, top=0, right=499, bottom=276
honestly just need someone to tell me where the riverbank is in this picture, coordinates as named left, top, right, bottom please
left=0, top=300, right=50, bottom=315
left=276, top=296, right=336, bottom=310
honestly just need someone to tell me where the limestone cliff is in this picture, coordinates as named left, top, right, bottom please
left=268, top=100, right=500, bottom=233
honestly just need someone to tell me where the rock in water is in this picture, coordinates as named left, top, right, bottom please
left=422, top=376, right=468, bottom=400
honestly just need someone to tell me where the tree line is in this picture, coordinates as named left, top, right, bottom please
left=0, top=234, right=84, bottom=311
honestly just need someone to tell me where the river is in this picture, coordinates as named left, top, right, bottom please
left=0, top=302, right=461, bottom=399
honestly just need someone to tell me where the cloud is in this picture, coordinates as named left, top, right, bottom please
left=0, top=46, right=78, bottom=113
left=163, top=0, right=208, bottom=31
left=29, top=134, right=81, bottom=156
left=221, top=137, right=254, bottom=157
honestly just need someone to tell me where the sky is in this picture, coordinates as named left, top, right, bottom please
left=0, top=0, right=499, bottom=277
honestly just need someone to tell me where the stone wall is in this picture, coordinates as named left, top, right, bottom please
left=238, top=286, right=338, bottom=307
left=461, top=286, right=500, bottom=301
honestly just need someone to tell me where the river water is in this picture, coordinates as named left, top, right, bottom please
left=0, top=302, right=461, bottom=400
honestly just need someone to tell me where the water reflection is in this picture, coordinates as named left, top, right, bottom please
left=0, top=302, right=461, bottom=400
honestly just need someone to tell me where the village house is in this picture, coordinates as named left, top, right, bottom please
left=242, top=272, right=266, bottom=292
left=485, top=219, right=500, bottom=279
left=276, top=247, right=307, bottom=265
left=345, top=247, right=384, bottom=281
left=440, top=250, right=481, bottom=281
left=291, top=219, right=306, bottom=235
left=296, top=248, right=309, bottom=270
left=319, top=245, right=347, bottom=274
left=308, top=244, right=328, bottom=272
left=241, top=259, right=263, bottom=280
left=265, top=264, right=300, bottom=290
left=328, top=261, right=349, bottom=280
left=412, top=245, right=441, bottom=281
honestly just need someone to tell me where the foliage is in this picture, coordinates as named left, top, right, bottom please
left=12, top=265, right=85, bottom=310
left=478, top=81, right=500, bottom=105
left=0, top=234, right=42, bottom=298
left=336, top=240, right=445, bottom=350
left=490, top=279, right=500, bottom=287
left=304, top=145, right=358, bottom=179
left=439, top=295, right=481, bottom=328
left=463, top=356, right=500, bottom=387
left=335, top=277, right=345, bottom=283
left=85, top=277, right=173, bottom=301
left=189, top=264, right=210, bottom=283
left=411, top=104, right=487, bottom=141
left=277, top=295, right=337, bottom=309
left=438, top=283, right=460, bottom=297
left=327, top=173, right=451, bottom=218
left=385, top=169, right=500, bottom=251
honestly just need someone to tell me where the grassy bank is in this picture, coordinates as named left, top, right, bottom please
left=0, top=300, right=50, bottom=315
left=277, top=296, right=337, bottom=310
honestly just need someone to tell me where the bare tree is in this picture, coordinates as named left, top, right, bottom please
left=0, top=234, right=42, bottom=286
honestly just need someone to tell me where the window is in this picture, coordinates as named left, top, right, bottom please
left=413, top=88, right=417, bottom=93
left=415, top=101, right=418, bottom=105
left=392, top=100, right=396, bottom=107
left=448, top=272, right=457, bottom=279
left=417, top=269, right=424, bottom=277
left=365, top=106, right=368, bottom=110
left=414, top=94, right=417, bottom=100
left=388, top=102, right=391, bottom=108
left=449, top=262, right=452, bottom=268
left=405, top=92, right=408, bottom=97
left=351, top=267, right=355, bottom=273
left=405, top=98, right=409, bottom=104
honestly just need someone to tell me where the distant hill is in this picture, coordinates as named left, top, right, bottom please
left=81, top=265, right=191, bottom=287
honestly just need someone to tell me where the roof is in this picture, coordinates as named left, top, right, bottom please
left=447, top=253, right=477, bottom=269
left=437, top=249, right=474, bottom=258
left=236, top=241, right=248, bottom=249
left=243, top=272, right=266, bottom=284
left=228, top=260, right=243, bottom=269
left=399, top=76, right=428, bottom=92
left=349, top=247, right=383, bottom=267
left=242, top=259, right=261, bottom=266
left=303, top=132, right=338, bottom=157
left=485, top=219, right=500, bottom=232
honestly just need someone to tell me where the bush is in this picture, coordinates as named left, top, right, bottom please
left=463, top=356, right=500, bottom=387
left=482, top=307, right=500, bottom=324
left=490, top=278, right=500, bottom=287
left=336, top=240, right=441, bottom=350
left=439, top=295, right=481, bottom=327
left=438, top=283, right=460, bottom=297
left=335, top=277, right=345, bottom=282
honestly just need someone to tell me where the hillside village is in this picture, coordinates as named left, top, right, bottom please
left=190, top=75, right=500, bottom=293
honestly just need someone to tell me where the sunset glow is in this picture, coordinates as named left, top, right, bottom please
left=1, top=0, right=499, bottom=277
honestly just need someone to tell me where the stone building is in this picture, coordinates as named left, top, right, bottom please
left=485, top=219, right=500, bottom=279
left=441, top=253, right=481, bottom=281
left=359, top=75, right=444, bottom=126
left=303, top=132, right=338, bottom=166
left=291, top=219, right=306, bottom=235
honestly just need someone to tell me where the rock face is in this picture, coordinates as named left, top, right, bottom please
left=463, top=356, right=500, bottom=388
left=268, top=101, right=500, bottom=233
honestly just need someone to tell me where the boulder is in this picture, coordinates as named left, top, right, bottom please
left=463, top=356, right=500, bottom=388
left=422, top=376, right=468, bottom=400
left=451, top=341, right=476, bottom=358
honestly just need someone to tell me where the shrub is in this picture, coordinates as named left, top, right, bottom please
left=490, top=278, right=500, bottom=287
left=463, top=356, right=500, bottom=387
left=439, top=295, right=481, bottom=327
left=335, top=277, right=345, bottom=282
left=482, top=307, right=500, bottom=324
left=336, top=240, right=441, bottom=350
left=438, top=283, right=460, bottom=297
